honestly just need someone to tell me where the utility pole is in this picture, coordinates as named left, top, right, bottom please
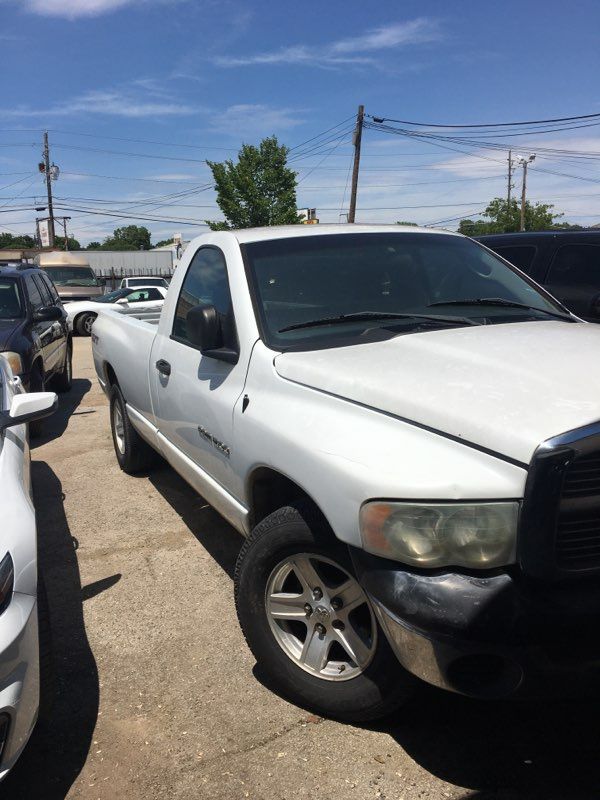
left=43, top=131, right=55, bottom=248
left=348, top=104, right=364, bottom=224
left=516, top=153, right=535, bottom=232
left=506, top=150, right=512, bottom=231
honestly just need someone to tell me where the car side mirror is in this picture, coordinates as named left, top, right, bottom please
left=33, top=305, right=63, bottom=322
left=186, top=303, right=239, bottom=364
left=115, top=297, right=128, bottom=305
left=0, top=391, right=57, bottom=432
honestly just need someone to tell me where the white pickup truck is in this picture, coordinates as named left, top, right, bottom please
left=92, top=224, right=600, bottom=721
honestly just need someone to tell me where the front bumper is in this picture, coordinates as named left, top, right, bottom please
left=0, top=594, right=39, bottom=781
left=351, top=549, right=600, bottom=698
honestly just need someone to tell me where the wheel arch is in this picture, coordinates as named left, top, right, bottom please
left=103, top=361, right=119, bottom=389
left=247, top=466, right=337, bottom=543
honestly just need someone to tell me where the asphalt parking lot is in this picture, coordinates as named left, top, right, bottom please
left=3, top=337, right=600, bottom=799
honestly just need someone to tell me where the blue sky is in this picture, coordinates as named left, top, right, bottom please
left=1, top=0, right=600, bottom=244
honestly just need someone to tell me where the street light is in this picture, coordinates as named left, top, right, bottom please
left=514, top=153, right=536, bottom=231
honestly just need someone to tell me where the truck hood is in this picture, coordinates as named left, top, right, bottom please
left=274, top=321, right=600, bottom=465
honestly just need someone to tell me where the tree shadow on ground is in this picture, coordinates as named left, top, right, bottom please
left=1, top=463, right=104, bottom=799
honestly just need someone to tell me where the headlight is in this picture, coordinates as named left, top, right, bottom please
left=360, top=501, right=519, bottom=569
left=2, top=352, right=23, bottom=376
left=0, top=553, right=14, bottom=615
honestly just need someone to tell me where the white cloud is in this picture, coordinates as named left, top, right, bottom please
left=214, top=19, right=440, bottom=68
left=17, top=0, right=184, bottom=19
left=3, top=87, right=197, bottom=118
left=208, top=104, right=305, bottom=137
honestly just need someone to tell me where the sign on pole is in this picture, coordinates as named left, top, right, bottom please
left=38, top=219, right=51, bottom=248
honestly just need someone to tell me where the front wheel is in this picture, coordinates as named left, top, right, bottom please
left=234, top=503, right=415, bottom=721
left=51, top=342, right=72, bottom=393
left=76, top=312, right=96, bottom=336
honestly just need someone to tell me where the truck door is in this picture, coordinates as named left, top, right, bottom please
left=24, top=275, right=57, bottom=375
left=149, top=245, right=248, bottom=492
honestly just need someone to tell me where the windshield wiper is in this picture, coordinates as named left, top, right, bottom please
left=279, top=310, right=479, bottom=333
left=428, top=297, right=573, bottom=321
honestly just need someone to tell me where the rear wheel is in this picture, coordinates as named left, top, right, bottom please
left=109, top=384, right=157, bottom=474
left=50, top=342, right=72, bottom=393
left=234, top=502, right=415, bottom=721
left=76, top=312, right=96, bottom=337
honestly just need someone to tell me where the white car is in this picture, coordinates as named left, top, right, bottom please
left=119, top=276, right=169, bottom=290
left=0, top=356, right=57, bottom=780
left=66, top=286, right=167, bottom=336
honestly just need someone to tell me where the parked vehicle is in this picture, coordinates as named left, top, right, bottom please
left=0, top=355, right=57, bottom=780
left=36, top=252, right=104, bottom=303
left=477, top=230, right=600, bottom=322
left=119, top=276, right=169, bottom=289
left=0, top=263, right=72, bottom=399
left=67, top=286, right=167, bottom=336
left=92, top=224, right=600, bottom=721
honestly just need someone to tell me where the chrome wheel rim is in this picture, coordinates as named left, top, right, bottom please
left=265, top=553, right=376, bottom=681
left=113, top=403, right=125, bottom=454
left=84, top=315, right=95, bottom=334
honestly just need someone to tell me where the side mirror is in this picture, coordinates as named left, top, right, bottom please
left=33, top=306, right=63, bottom=322
left=186, top=304, right=238, bottom=364
left=187, top=303, right=221, bottom=350
left=115, top=297, right=129, bottom=305
left=0, top=391, right=57, bottom=432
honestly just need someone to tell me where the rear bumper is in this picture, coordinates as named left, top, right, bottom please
left=351, top=549, right=600, bottom=698
left=0, top=593, right=39, bottom=781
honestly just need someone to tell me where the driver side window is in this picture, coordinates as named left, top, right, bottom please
left=172, top=247, right=236, bottom=348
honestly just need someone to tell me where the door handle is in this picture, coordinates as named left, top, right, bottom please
left=155, top=359, right=171, bottom=376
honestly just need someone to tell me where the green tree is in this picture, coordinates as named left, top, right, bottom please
left=54, top=235, right=81, bottom=250
left=206, top=136, right=300, bottom=230
left=154, top=238, right=174, bottom=248
left=0, top=233, right=35, bottom=248
left=102, top=225, right=151, bottom=250
left=458, top=197, right=563, bottom=236
left=86, top=241, right=102, bottom=249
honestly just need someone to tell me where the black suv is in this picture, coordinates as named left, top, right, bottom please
left=477, top=230, right=600, bottom=322
left=0, top=263, right=72, bottom=394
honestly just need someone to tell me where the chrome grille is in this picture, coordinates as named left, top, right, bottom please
left=556, top=452, right=600, bottom=570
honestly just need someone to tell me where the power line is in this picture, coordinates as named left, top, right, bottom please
left=367, top=111, right=600, bottom=128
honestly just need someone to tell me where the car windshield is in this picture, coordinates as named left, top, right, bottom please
left=43, top=266, right=99, bottom=286
left=0, top=279, right=23, bottom=319
left=243, top=232, right=571, bottom=350
left=95, top=288, right=131, bottom=303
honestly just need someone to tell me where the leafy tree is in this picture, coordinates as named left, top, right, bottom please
left=0, top=232, right=35, bottom=248
left=54, top=235, right=81, bottom=250
left=154, top=238, right=174, bottom=248
left=206, top=136, right=300, bottom=230
left=458, top=197, right=563, bottom=236
left=102, top=225, right=152, bottom=251
left=86, top=241, right=102, bottom=249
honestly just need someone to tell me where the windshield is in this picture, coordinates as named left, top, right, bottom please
left=43, top=266, right=99, bottom=287
left=95, top=288, right=131, bottom=303
left=0, top=279, right=23, bottom=319
left=243, top=232, right=569, bottom=350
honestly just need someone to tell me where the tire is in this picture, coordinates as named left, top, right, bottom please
left=37, top=577, right=54, bottom=724
left=29, top=362, right=45, bottom=438
left=234, top=502, right=415, bottom=722
left=50, top=341, right=72, bottom=393
left=76, top=312, right=96, bottom=337
left=109, top=384, right=157, bottom=474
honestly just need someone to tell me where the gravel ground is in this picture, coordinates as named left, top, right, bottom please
left=3, top=337, right=600, bottom=799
